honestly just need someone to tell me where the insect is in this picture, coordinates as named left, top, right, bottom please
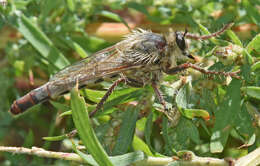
left=10, top=23, right=239, bottom=115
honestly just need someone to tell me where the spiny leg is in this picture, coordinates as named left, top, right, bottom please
left=89, top=77, right=126, bottom=117
left=165, top=63, right=240, bottom=79
left=151, top=82, right=168, bottom=112
left=185, top=23, right=234, bottom=40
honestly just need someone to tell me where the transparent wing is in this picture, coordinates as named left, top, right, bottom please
left=49, top=44, right=140, bottom=85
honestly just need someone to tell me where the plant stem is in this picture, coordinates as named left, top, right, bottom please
left=0, top=146, right=259, bottom=166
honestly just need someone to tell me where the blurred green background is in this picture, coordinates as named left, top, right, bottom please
left=0, top=0, right=259, bottom=165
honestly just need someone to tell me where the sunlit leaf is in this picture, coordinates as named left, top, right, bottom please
left=132, top=135, right=153, bottom=156
left=246, top=33, right=260, bottom=56
left=71, top=87, right=113, bottom=166
left=8, top=13, right=70, bottom=72
left=241, top=86, right=260, bottom=100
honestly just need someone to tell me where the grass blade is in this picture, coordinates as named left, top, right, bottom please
left=9, top=12, right=70, bottom=71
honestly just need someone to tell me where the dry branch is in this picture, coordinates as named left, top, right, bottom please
left=1, top=146, right=259, bottom=166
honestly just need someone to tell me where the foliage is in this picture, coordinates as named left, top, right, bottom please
left=0, top=0, right=259, bottom=165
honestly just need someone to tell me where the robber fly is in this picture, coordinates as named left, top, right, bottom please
left=10, top=23, right=238, bottom=115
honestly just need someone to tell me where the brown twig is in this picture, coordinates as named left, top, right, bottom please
left=0, top=146, right=259, bottom=166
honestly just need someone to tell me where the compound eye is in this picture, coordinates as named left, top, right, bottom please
left=175, top=31, right=186, bottom=51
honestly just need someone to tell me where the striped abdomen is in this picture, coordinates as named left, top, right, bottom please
left=9, top=76, right=112, bottom=115
left=10, top=83, right=52, bottom=115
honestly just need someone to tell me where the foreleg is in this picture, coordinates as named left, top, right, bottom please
left=164, top=63, right=240, bottom=79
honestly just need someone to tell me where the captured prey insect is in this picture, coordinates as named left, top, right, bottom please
left=10, top=23, right=238, bottom=115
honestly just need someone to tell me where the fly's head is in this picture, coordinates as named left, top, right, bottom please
left=175, top=30, right=194, bottom=60
left=165, top=30, right=194, bottom=63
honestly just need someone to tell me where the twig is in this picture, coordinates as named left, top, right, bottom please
left=0, top=146, right=259, bottom=166
left=235, top=147, right=260, bottom=166
left=0, top=146, right=84, bottom=163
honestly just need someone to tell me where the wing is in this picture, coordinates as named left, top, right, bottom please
left=50, top=43, right=142, bottom=86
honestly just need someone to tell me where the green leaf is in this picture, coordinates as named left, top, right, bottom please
left=50, top=101, right=70, bottom=112
left=226, top=30, right=243, bottom=47
left=181, top=108, right=210, bottom=120
left=70, top=87, right=113, bottom=166
left=99, top=10, right=131, bottom=31
left=85, top=88, right=140, bottom=103
left=241, top=86, right=260, bottom=100
left=40, top=0, right=63, bottom=21
left=132, top=135, right=153, bottom=156
left=101, top=89, right=144, bottom=115
left=84, top=89, right=106, bottom=103
left=162, top=115, right=175, bottom=156
left=23, top=130, right=34, bottom=148
left=109, top=151, right=147, bottom=166
left=112, top=106, right=140, bottom=155
left=144, top=112, right=154, bottom=153
left=210, top=79, right=242, bottom=153
left=169, top=117, right=200, bottom=151
left=210, top=129, right=230, bottom=153
left=72, top=141, right=146, bottom=166
left=242, top=0, right=260, bottom=26
left=62, top=37, right=89, bottom=58
left=246, top=33, right=260, bottom=56
left=197, top=23, right=229, bottom=46
left=251, top=61, right=260, bottom=71
left=43, top=134, right=67, bottom=141
left=175, top=84, right=189, bottom=109
left=234, top=103, right=254, bottom=139
left=183, top=119, right=200, bottom=144
left=127, top=2, right=149, bottom=15
left=66, top=0, right=75, bottom=12
left=110, top=151, right=146, bottom=166
left=59, top=110, right=72, bottom=117
left=241, top=60, right=252, bottom=83
left=9, top=13, right=70, bottom=71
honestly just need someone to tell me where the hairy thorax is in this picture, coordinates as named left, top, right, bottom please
left=117, top=29, right=183, bottom=86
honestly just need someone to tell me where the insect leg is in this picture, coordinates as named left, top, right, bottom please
left=185, top=23, right=234, bottom=40
left=165, top=63, right=240, bottom=79
left=151, top=82, right=168, bottom=111
left=89, top=77, right=126, bottom=117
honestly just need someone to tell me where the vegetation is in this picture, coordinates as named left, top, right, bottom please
left=0, top=0, right=259, bottom=165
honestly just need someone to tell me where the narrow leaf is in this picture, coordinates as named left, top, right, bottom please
left=112, top=106, right=140, bottom=155
left=162, top=115, right=175, bottom=155
left=73, top=142, right=146, bottom=166
left=241, top=86, right=260, bottom=100
left=251, top=61, right=260, bottom=71
left=99, top=10, right=131, bottom=31
left=66, top=0, right=75, bottom=12
left=62, top=37, right=89, bottom=58
left=9, top=13, right=70, bottom=71
left=43, top=135, right=67, bottom=141
left=50, top=101, right=70, bottom=112
left=226, top=30, right=243, bottom=47
left=71, top=87, right=113, bottom=166
left=246, top=33, right=260, bottom=56
left=182, top=108, right=210, bottom=120
left=144, top=112, right=154, bottom=153
left=198, top=23, right=229, bottom=46
left=132, top=135, right=153, bottom=156
left=59, top=110, right=72, bottom=117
